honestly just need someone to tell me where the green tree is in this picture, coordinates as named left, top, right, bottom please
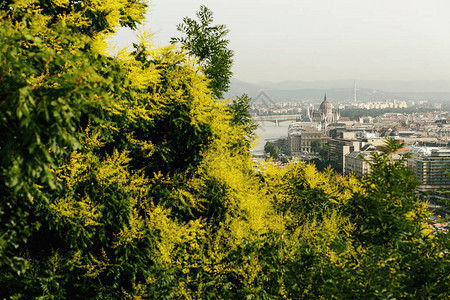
left=0, top=1, right=275, bottom=298
left=171, top=5, right=234, bottom=99
left=0, top=0, right=226, bottom=297
left=349, top=139, right=423, bottom=244
left=0, top=0, right=146, bottom=279
left=311, top=139, right=320, bottom=153
left=319, top=143, right=329, bottom=161
left=263, top=139, right=449, bottom=299
left=311, top=139, right=329, bottom=161
left=340, top=138, right=449, bottom=298
left=264, top=141, right=279, bottom=159
left=227, top=93, right=258, bottom=150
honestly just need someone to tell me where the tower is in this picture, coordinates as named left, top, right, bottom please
left=319, top=93, right=332, bottom=123
left=306, top=105, right=311, bottom=121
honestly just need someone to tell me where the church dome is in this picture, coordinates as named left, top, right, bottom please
left=319, top=93, right=332, bottom=110
left=319, top=100, right=332, bottom=110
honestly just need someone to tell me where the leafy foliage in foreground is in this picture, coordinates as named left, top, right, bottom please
left=0, top=1, right=448, bottom=298
left=171, top=5, right=234, bottom=99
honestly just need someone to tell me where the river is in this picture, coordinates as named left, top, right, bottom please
left=251, top=121, right=291, bottom=156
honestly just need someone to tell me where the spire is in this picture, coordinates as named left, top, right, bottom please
left=324, top=92, right=327, bottom=102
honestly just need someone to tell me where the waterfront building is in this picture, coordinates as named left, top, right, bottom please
left=288, top=125, right=328, bottom=155
left=308, top=94, right=340, bottom=133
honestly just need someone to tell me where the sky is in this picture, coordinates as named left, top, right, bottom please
left=112, top=0, right=450, bottom=83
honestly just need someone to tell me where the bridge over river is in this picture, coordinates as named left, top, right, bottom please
left=252, top=114, right=303, bottom=126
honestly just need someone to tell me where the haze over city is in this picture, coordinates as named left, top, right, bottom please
left=113, top=0, right=450, bottom=83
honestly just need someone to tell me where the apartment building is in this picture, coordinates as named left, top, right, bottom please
left=328, top=132, right=360, bottom=173
left=414, top=149, right=450, bottom=192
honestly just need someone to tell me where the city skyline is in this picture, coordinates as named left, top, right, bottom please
left=112, top=0, right=450, bottom=83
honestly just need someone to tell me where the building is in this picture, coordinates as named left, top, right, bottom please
left=288, top=126, right=328, bottom=155
left=345, top=151, right=372, bottom=177
left=328, top=132, right=360, bottom=173
left=361, top=138, right=386, bottom=148
left=307, top=94, right=340, bottom=133
left=345, top=149, right=402, bottom=177
left=413, top=148, right=450, bottom=192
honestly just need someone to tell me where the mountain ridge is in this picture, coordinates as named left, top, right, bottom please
left=225, top=78, right=450, bottom=103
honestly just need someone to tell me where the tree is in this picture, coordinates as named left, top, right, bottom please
left=348, top=139, right=423, bottom=244
left=0, top=1, right=274, bottom=298
left=171, top=5, right=234, bottom=99
left=262, top=140, right=449, bottom=299
left=311, top=139, right=320, bottom=153
left=338, top=138, right=449, bottom=298
left=311, top=139, right=329, bottom=161
left=264, top=141, right=279, bottom=159
left=0, top=0, right=228, bottom=296
left=0, top=0, right=147, bottom=280
left=227, top=93, right=258, bottom=150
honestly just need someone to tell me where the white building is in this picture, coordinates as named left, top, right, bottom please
left=307, top=94, right=340, bottom=133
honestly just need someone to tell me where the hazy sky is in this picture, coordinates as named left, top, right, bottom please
left=113, top=0, right=450, bottom=83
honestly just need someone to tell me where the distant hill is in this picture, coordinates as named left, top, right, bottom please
left=225, top=79, right=450, bottom=104
left=252, top=79, right=450, bottom=93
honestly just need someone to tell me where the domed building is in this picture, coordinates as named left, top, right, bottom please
left=308, top=93, right=340, bottom=132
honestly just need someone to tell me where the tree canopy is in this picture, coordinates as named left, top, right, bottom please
left=264, top=141, right=280, bottom=159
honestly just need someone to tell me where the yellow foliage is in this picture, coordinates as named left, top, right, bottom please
left=48, top=251, right=61, bottom=273
left=197, top=136, right=284, bottom=241
left=144, top=203, right=205, bottom=266
left=118, top=51, right=161, bottom=90
left=53, top=0, right=69, bottom=8
left=113, top=208, right=145, bottom=247
left=95, top=150, right=131, bottom=187
left=292, top=210, right=355, bottom=268
left=12, top=0, right=39, bottom=10
left=264, top=160, right=366, bottom=214
left=82, top=124, right=105, bottom=150
left=302, top=163, right=324, bottom=189
left=58, top=151, right=92, bottom=191
left=69, top=248, right=114, bottom=277
left=49, top=194, right=102, bottom=227
left=9, top=0, right=147, bottom=60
